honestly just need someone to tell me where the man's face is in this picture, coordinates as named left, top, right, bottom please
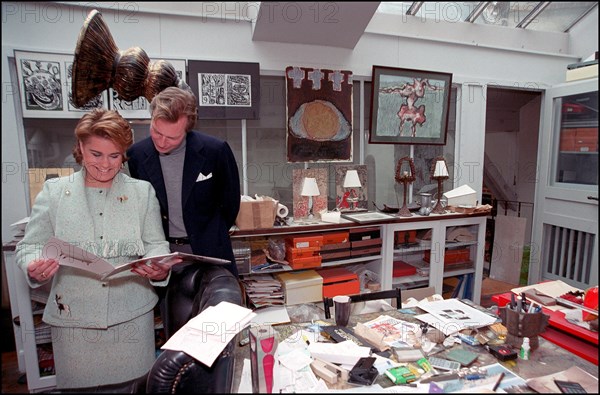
left=150, top=116, right=187, bottom=154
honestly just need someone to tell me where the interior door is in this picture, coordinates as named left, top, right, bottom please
left=531, top=78, right=598, bottom=289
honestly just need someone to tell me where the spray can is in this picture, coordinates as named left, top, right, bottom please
left=519, top=337, right=531, bottom=360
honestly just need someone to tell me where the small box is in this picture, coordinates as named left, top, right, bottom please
left=236, top=200, right=278, bottom=230
left=323, top=231, right=350, bottom=245
left=393, top=260, right=417, bottom=277
left=285, top=246, right=320, bottom=260
left=276, top=270, right=323, bottom=305
left=349, top=226, right=381, bottom=242
left=320, top=249, right=352, bottom=262
left=286, top=235, right=324, bottom=249
left=443, top=185, right=477, bottom=207
left=395, top=230, right=417, bottom=246
left=423, top=248, right=470, bottom=265
left=317, top=267, right=360, bottom=298
left=351, top=237, right=382, bottom=257
left=287, top=255, right=322, bottom=270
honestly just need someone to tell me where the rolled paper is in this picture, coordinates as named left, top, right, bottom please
left=276, top=204, right=289, bottom=218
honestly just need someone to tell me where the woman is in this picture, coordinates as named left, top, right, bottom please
left=16, top=109, right=174, bottom=389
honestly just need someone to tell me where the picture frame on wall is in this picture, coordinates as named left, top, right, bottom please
left=15, top=50, right=108, bottom=118
left=188, top=60, right=260, bottom=119
left=369, top=65, right=452, bottom=145
left=110, top=58, right=187, bottom=119
left=285, top=66, right=353, bottom=163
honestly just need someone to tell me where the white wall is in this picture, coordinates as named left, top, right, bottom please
left=2, top=1, right=598, bottom=242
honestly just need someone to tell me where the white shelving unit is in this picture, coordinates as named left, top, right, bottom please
left=382, top=213, right=486, bottom=304
left=3, top=243, right=57, bottom=393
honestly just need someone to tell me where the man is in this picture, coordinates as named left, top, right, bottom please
left=127, top=87, right=240, bottom=276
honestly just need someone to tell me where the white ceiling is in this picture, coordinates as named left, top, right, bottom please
left=251, top=2, right=381, bottom=49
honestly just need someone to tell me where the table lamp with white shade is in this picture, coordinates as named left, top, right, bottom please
left=431, top=157, right=449, bottom=214
left=301, top=177, right=320, bottom=220
left=343, top=169, right=363, bottom=211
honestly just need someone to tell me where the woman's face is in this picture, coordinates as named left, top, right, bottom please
left=80, top=135, right=123, bottom=187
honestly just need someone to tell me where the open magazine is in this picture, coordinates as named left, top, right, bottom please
left=42, top=236, right=230, bottom=280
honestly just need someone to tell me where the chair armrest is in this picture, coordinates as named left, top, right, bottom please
left=146, top=339, right=236, bottom=393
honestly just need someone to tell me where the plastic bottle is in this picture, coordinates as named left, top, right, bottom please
left=519, top=337, right=531, bottom=360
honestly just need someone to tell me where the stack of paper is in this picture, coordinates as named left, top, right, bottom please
left=415, top=298, right=497, bottom=336
left=241, top=274, right=284, bottom=308
left=162, top=301, right=256, bottom=367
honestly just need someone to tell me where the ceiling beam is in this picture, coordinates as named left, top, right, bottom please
left=406, top=2, right=424, bottom=16
left=517, top=1, right=551, bottom=29
left=465, top=2, right=491, bottom=23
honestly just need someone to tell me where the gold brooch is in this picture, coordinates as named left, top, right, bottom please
left=117, top=195, right=128, bottom=203
left=65, top=190, right=71, bottom=196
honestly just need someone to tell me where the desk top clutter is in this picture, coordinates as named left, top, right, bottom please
left=234, top=294, right=599, bottom=394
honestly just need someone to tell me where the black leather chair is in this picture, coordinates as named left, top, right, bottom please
left=146, top=264, right=243, bottom=393
left=44, top=264, right=243, bottom=394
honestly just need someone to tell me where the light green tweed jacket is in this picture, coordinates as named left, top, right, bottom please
left=16, top=170, right=171, bottom=329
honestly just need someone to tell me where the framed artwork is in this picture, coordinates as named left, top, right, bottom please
left=335, top=164, right=368, bottom=212
left=286, top=66, right=353, bottom=163
left=292, top=168, right=328, bottom=220
left=369, top=66, right=452, bottom=145
left=14, top=50, right=107, bottom=118
left=111, top=58, right=186, bottom=119
left=188, top=60, right=260, bottom=119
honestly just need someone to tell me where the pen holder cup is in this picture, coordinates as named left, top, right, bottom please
left=499, top=307, right=550, bottom=350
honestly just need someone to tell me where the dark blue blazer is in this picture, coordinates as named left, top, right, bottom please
left=127, top=131, right=241, bottom=276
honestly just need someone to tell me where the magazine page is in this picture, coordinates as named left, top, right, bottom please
left=161, top=301, right=256, bottom=367
left=105, top=252, right=230, bottom=279
left=43, top=236, right=113, bottom=277
left=356, top=314, right=421, bottom=350
left=44, top=237, right=231, bottom=280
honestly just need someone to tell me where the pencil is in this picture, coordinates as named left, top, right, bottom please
left=492, top=372, right=505, bottom=391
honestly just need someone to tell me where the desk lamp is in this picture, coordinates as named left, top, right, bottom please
left=301, top=177, right=320, bottom=220
left=343, top=169, right=362, bottom=211
left=395, top=157, right=416, bottom=217
left=431, top=157, right=449, bottom=214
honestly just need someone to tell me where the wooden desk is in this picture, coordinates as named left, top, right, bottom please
left=232, top=307, right=599, bottom=392
left=493, top=292, right=598, bottom=365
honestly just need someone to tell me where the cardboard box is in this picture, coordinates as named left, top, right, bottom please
left=443, top=185, right=477, bottom=207
left=276, top=270, right=323, bottom=305
left=235, top=200, right=278, bottom=230
left=317, top=267, right=360, bottom=298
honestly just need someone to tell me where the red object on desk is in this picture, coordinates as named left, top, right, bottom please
left=493, top=292, right=598, bottom=365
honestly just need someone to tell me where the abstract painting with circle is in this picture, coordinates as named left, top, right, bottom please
left=286, top=66, right=353, bottom=162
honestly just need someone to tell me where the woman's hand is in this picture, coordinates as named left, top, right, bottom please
left=131, top=258, right=181, bottom=281
left=27, top=258, right=59, bottom=282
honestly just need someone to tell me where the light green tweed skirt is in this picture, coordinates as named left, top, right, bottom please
left=51, top=311, right=156, bottom=389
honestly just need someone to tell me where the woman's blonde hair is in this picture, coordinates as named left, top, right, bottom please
left=72, top=108, right=133, bottom=164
